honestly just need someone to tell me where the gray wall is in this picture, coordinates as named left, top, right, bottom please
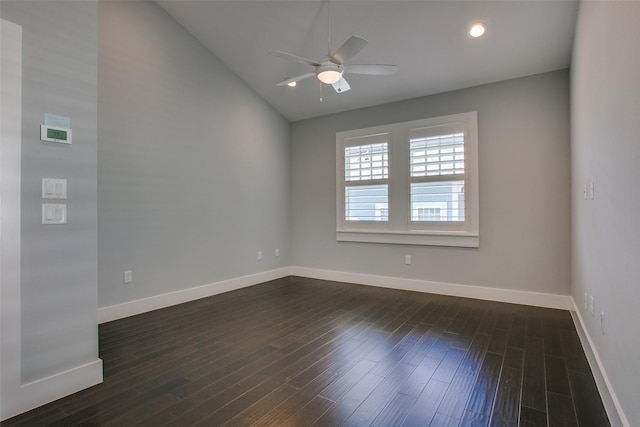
left=0, top=1, right=99, bottom=383
left=571, top=2, right=640, bottom=425
left=97, top=1, right=291, bottom=308
left=291, top=70, right=571, bottom=295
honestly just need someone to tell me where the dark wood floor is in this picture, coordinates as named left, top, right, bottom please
left=2, top=276, right=610, bottom=427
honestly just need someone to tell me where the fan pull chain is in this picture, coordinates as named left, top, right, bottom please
left=320, top=81, right=324, bottom=102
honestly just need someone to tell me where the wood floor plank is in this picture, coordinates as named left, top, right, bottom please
left=318, top=358, right=377, bottom=401
left=543, top=316, right=564, bottom=358
left=370, top=392, right=416, bottom=427
left=567, top=369, right=611, bottom=427
left=507, top=314, right=526, bottom=349
left=341, top=362, right=416, bottom=426
left=560, top=328, right=592, bottom=374
left=400, top=379, right=449, bottom=426
left=547, top=392, right=578, bottom=427
left=465, top=351, right=503, bottom=416
left=400, top=317, right=451, bottom=366
left=431, top=346, right=466, bottom=383
left=192, top=377, right=285, bottom=426
left=436, top=369, right=478, bottom=420
left=459, top=410, right=490, bottom=426
left=430, top=412, right=460, bottom=426
left=522, top=334, right=546, bottom=412
left=281, top=395, right=335, bottom=426
left=221, top=383, right=299, bottom=426
left=489, top=366, right=522, bottom=427
left=519, top=406, right=548, bottom=427
left=311, top=372, right=385, bottom=426
left=487, top=327, right=508, bottom=356
left=250, top=361, right=341, bottom=426
left=397, top=355, right=441, bottom=398
left=545, top=355, right=571, bottom=396
left=436, top=333, right=493, bottom=420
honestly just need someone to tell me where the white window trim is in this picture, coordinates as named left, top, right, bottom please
left=336, top=112, right=479, bottom=248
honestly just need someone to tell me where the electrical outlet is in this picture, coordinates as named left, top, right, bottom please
left=257, top=250, right=262, bottom=261
left=405, top=255, right=411, bottom=265
left=124, top=270, right=132, bottom=284
left=589, top=295, right=595, bottom=315
left=275, top=248, right=279, bottom=257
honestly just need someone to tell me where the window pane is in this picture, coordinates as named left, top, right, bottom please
left=345, top=143, right=388, bottom=181
left=345, top=184, right=388, bottom=221
left=410, top=181, right=464, bottom=222
left=410, top=133, right=464, bottom=177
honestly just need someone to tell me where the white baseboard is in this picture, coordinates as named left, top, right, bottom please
left=290, top=266, right=572, bottom=310
left=98, top=267, right=291, bottom=324
left=569, top=298, right=629, bottom=427
left=1, top=359, right=103, bottom=422
left=99, top=266, right=571, bottom=324
left=95, top=267, right=630, bottom=425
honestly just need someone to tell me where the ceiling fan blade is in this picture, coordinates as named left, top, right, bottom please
left=345, top=64, right=398, bottom=75
left=269, top=51, right=320, bottom=67
left=276, top=73, right=315, bottom=87
left=332, top=36, right=368, bottom=64
left=332, top=77, right=351, bottom=94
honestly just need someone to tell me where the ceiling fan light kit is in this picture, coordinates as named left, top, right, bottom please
left=316, top=64, right=344, bottom=84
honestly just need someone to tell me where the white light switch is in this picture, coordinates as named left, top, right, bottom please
left=42, top=178, right=67, bottom=199
left=42, top=204, right=67, bottom=224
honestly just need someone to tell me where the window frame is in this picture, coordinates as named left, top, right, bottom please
left=336, top=111, right=479, bottom=248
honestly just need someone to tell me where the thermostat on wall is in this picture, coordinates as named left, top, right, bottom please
left=41, top=125, right=72, bottom=144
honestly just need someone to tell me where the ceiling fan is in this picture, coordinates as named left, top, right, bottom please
left=270, top=3, right=397, bottom=94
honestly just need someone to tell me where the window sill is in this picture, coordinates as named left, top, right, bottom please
left=336, top=230, right=479, bottom=248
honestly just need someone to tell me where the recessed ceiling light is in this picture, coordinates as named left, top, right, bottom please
left=468, top=22, right=487, bottom=38
left=287, top=81, right=297, bottom=87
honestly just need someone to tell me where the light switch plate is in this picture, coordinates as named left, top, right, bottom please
left=42, top=178, right=67, bottom=199
left=42, top=204, right=67, bottom=224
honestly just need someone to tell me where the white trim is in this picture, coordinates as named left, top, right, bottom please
left=1, top=360, right=103, bottom=421
left=337, top=230, right=479, bottom=248
left=290, top=267, right=571, bottom=310
left=98, top=267, right=292, bottom=324
left=1, top=18, right=24, bottom=421
left=569, top=298, right=629, bottom=427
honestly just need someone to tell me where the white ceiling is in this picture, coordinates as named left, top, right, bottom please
left=157, top=1, right=578, bottom=122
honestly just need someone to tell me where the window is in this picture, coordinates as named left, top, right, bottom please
left=343, top=136, right=389, bottom=222
left=336, top=112, right=479, bottom=247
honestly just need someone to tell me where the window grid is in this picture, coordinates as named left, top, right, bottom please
left=410, top=133, right=465, bottom=178
left=345, top=143, right=388, bottom=182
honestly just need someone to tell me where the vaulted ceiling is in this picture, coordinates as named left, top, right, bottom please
left=157, top=1, right=578, bottom=121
